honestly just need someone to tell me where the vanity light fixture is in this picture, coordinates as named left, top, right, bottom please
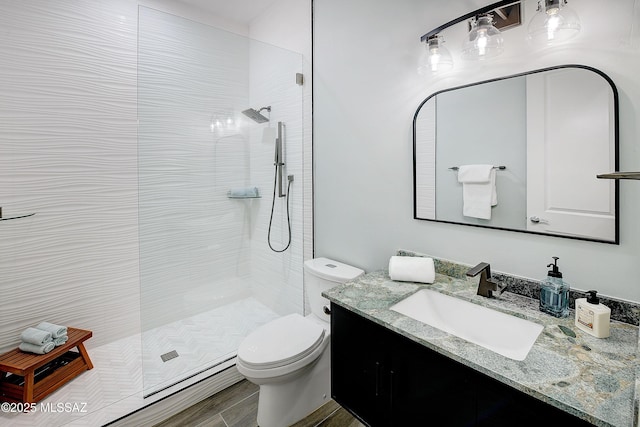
left=462, top=14, right=504, bottom=60
left=419, top=0, right=581, bottom=71
left=418, top=34, right=454, bottom=74
left=527, top=0, right=581, bottom=45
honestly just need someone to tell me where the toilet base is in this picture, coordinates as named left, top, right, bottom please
left=254, top=341, right=331, bottom=427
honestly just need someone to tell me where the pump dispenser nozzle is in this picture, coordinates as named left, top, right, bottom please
left=547, top=256, right=563, bottom=278
left=586, top=290, right=600, bottom=304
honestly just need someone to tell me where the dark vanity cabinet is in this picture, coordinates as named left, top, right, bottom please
left=331, top=303, right=593, bottom=427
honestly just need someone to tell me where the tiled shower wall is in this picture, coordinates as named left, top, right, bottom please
left=247, top=39, right=305, bottom=317
left=0, top=0, right=140, bottom=353
left=138, top=6, right=305, bottom=328
left=138, top=7, right=252, bottom=330
left=0, top=0, right=311, bottom=354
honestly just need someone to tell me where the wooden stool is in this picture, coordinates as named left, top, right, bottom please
left=0, top=327, right=93, bottom=404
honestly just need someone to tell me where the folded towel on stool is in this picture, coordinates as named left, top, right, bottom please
left=20, top=327, right=53, bottom=345
left=53, top=335, right=68, bottom=347
left=19, top=341, right=55, bottom=355
left=36, top=322, right=68, bottom=338
left=389, top=256, right=435, bottom=284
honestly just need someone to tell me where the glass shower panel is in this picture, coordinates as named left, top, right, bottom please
left=138, top=7, right=304, bottom=395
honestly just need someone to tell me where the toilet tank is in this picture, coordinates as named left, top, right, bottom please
left=304, top=257, right=364, bottom=322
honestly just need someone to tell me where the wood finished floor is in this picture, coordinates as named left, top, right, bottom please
left=154, top=379, right=365, bottom=427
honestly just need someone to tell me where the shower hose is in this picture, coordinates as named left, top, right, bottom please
left=267, top=163, right=292, bottom=252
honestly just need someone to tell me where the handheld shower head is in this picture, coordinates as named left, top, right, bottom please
left=242, top=106, right=271, bottom=123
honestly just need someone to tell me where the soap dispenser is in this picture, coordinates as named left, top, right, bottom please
left=539, top=257, right=569, bottom=318
left=575, top=290, right=610, bottom=338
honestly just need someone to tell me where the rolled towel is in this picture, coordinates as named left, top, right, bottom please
left=19, top=341, right=55, bottom=355
left=20, top=327, right=53, bottom=345
left=389, top=256, right=435, bottom=284
left=36, top=322, right=67, bottom=339
left=227, top=187, right=259, bottom=198
left=53, top=335, right=68, bottom=347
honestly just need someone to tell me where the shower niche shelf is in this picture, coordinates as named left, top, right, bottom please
left=0, top=327, right=93, bottom=404
left=226, top=187, right=261, bottom=199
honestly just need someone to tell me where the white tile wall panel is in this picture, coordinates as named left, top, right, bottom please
left=247, top=39, right=305, bottom=317
left=0, top=0, right=140, bottom=354
left=138, top=7, right=253, bottom=331
left=137, top=8, right=305, bottom=392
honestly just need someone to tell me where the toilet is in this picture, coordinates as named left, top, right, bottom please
left=236, top=257, right=364, bottom=427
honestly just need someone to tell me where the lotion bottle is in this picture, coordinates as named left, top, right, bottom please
left=575, top=290, right=610, bottom=338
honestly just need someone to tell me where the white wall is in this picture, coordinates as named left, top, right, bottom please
left=0, top=0, right=312, bottom=354
left=314, top=0, right=640, bottom=302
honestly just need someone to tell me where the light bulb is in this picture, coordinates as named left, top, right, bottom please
left=528, top=0, right=581, bottom=45
left=418, top=35, right=453, bottom=74
left=462, top=15, right=503, bottom=60
left=476, top=30, right=488, bottom=56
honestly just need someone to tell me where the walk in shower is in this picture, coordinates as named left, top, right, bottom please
left=138, top=7, right=304, bottom=395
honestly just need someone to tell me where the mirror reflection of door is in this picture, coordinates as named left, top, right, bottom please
left=526, top=68, right=616, bottom=241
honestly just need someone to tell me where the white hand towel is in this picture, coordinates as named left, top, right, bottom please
left=457, top=164, right=492, bottom=183
left=388, top=256, right=435, bottom=284
left=36, top=322, right=68, bottom=339
left=457, top=165, right=497, bottom=220
left=19, top=341, right=55, bottom=355
left=54, top=335, right=69, bottom=347
left=20, top=327, right=52, bottom=345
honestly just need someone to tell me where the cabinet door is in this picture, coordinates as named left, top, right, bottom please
left=476, top=372, right=593, bottom=427
left=389, top=333, right=476, bottom=427
left=332, top=304, right=391, bottom=426
left=331, top=304, right=591, bottom=427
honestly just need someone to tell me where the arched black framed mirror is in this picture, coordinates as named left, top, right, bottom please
left=413, top=65, right=618, bottom=243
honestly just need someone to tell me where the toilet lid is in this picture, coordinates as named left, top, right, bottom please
left=238, top=313, right=325, bottom=370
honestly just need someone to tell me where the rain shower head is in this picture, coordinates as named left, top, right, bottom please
left=242, top=106, right=271, bottom=123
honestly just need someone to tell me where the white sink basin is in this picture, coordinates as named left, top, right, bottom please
left=390, top=289, right=543, bottom=361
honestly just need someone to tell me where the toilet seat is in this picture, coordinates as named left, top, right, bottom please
left=237, top=313, right=325, bottom=370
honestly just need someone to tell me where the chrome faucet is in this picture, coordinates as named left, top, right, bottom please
left=466, top=262, right=507, bottom=298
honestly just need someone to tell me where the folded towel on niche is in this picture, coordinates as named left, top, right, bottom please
left=227, top=187, right=259, bottom=198
left=457, top=165, right=498, bottom=220
left=388, top=256, right=435, bottom=284
left=20, top=327, right=53, bottom=345
left=53, top=335, right=68, bottom=347
left=36, top=322, right=68, bottom=339
left=19, top=341, right=55, bottom=355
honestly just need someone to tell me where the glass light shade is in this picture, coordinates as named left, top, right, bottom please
left=527, top=0, right=581, bottom=45
left=462, top=15, right=504, bottom=60
left=418, top=36, right=453, bottom=74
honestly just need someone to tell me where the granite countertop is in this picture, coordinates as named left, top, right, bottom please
left=323, top=270, right=638, bottom=427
